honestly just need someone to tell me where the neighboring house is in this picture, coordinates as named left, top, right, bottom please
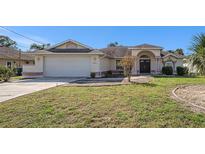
left=23, top=39, right=184, bottom=77
left=0, top=47, right=34, bottom=68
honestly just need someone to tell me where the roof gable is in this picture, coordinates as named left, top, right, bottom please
left=131, top=43, right=163, bottom=49
left=161, top=52, right=185, bottom=59
left=48, top=39, right=93, bottom=50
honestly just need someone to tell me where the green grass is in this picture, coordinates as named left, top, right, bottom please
left=10, top=76, right=23, bottom=81
left=1, top=77, right=205, bottom=128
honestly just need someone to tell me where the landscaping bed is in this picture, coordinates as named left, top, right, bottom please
left=173, top=85, right=205, bottom=113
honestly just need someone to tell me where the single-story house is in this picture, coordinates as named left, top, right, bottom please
left=0, top=46, right=34, bottom=68
left=23, top=39, right=184, bottom=77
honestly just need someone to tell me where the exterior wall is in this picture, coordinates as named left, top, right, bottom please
left=23, top=56, right=44, bottom=77
left=131, top=49, right=161, bottom=57
left=131, top=50, right=160, bottom=74
left=22, top=52, right=184, bottom=78
left=0, top=59, right=34, bottom=68
left=175, top=59, right=183, bottom=68
left=99, top=57, right=110, bottom=72
left=134, top=57, right=158, bottom=74
left=162, top=55, right=183, bottom=72
left=91, top=55, right=100, bottom=73
left=110, top=59, right=116, bottom=70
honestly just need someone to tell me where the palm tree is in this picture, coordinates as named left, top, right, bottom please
left=189, top=33, right=205, bottom=75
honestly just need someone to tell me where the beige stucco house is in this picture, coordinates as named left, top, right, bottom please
left=23, top=39, right=184, bottom=77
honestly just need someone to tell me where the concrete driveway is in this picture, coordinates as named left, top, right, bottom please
left=0, top=77, right=82, bottom=103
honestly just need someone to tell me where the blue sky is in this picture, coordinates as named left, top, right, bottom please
left=1, top=26, right=205, bottom=55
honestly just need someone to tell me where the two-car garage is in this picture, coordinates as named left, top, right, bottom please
left=43, top=55, right=91, bottom=77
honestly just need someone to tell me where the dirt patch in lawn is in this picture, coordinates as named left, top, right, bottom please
left=173, top=85, right=205, bottom=113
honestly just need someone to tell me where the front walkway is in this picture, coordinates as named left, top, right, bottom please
left=0, top=77, right=82, bottom=103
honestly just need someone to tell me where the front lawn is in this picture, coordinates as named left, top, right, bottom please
left=1, top=77, right=205, bottom=128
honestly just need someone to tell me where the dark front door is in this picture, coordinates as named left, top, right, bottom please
left=140, top=59, right=150, bottom=73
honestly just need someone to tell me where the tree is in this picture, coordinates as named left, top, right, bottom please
left=0, top=35, right=17, bottom=48
left=107, top=42, right=119, bottom=47
left=175, top=48, right=184, bottom=55
left=121, top=56, right=135, bottom=82
left=167, top=50, right=175, bottom=53
left=30, top=43, right=50, bottom=50
left=189, top=33, right=205, bottom=75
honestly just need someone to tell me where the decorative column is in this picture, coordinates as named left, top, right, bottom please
left=156, top=57, right=160, bottom=74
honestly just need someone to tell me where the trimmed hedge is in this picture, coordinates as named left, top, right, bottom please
left=162, top=66, right=173, bottom=75
left=176, top=66, right=188, bottom=76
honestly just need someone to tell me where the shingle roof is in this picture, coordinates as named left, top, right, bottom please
left=161, top=50, right=185, bottom=58
left=100, top=46, right=131, bottom=58
left=100, top=46, right=184, bottom=58
left=132, top=43, right=163, bottom=49
left=0, top=47, right=34, bottom=61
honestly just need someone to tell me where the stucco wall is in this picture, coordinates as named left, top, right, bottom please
left=175, top=59, right=183, bottom=68
left=91, top=55, right=100, bottom=73
left=132, top=49, right=161, bottom=57
left=99, top=57, right=110, bottom=72
left=0, top=59, right=34, bottom=68
left=23, top=56, right=43, bottom=73
left=132, top=50, right=159, bottom=74
left=110, top=59, right=116, bottom=70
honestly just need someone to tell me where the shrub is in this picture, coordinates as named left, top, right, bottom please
left=90, top=72, right=96, bottom=78
left=0, top=66, right=13, bottom=81
left=15, top=68, right=22, bottom=76
left=162, top=66, right=173, bottom=75
left=105, top=70, right=112, bottom=78
left=176, top=66, right=188, bottom=76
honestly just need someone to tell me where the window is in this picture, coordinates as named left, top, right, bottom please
left=26, top=61, right=29, bottom=64
left=140, top=55, right=149, bottom=59
left=116, top=60, right=123, bottom=70
left=165, top=61, right=173, bottom=67
left=6, top=61, right=12, bottom=68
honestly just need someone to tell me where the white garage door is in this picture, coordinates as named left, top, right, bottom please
left=44, top=55, right=91, bottom=77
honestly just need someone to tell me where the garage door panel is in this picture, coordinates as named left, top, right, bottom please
left=44, top=55, right=91, bottom=77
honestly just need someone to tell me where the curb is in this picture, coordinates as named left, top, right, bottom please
left=63, top=82, right=130, bottom=87
left=172, top=85, right=205, bottom=112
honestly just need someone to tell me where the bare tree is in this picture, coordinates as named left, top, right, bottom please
left=121, top=56, right=135, bottom=82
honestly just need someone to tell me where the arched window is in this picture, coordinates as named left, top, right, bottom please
left=140, top=55, right=149, bottom=59
left=165, top=61, right=174, bottom=68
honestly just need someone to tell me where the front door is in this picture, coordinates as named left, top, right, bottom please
left=140, top=59, right=150, bottom=73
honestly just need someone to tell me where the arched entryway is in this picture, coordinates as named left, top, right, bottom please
left=139, top=55, right=151, bottom=73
